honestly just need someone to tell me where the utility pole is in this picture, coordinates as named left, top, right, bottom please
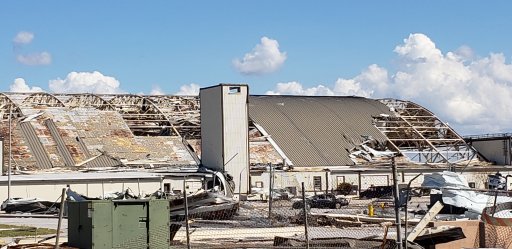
left=302, top=182, right=309, bottom=249
left=184, top=176, right=191, bottom=249
left=268, top=163, right=273, bottom=221
left=391, top=156, right=403, bottom=249
left=8, top=104, right=12, bottom=200
left=325, top=169, right=329, bottom=195
left=404, top=173, right=422, bottom=249
left=55, top=187, right=67, bottom=249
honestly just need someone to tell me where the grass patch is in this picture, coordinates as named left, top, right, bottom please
left=0, top=224, right=56, bottom=237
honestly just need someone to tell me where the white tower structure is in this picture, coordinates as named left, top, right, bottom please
left=200, top=84, right=249, bottom=197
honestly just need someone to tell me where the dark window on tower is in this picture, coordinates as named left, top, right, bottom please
left=164, top=183, right=171, bottom=193
left=228, top=86, right=241, bottom=94
left=314, top=176, right=322, bottom=190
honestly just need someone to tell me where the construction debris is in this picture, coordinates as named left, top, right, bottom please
left=1, top=198, right=60, bottom=214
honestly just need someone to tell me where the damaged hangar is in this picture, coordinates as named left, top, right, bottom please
left=0, top=84, right=506, bottom=200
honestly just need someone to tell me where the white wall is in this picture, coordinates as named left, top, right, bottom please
left=471, top=139, right=511, bottom=165
left=0, top=139, right=3, bottom=175
left=250, top=170, right=512, bottom=196
left=200, top=86, right=224, bottom=171
left=221, top=85, right=249, bottom=194
left=200, top=85, right=249, bottom=195
left=0, top=180, right=161, bottom=201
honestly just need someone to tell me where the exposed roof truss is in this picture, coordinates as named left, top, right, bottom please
left=146, top=96, right=200, bottom=139
left=0, top=93, right=23, bottom=119
left=376, top=99, right=476, bottom=164
left=1, top=93, right=202, bottom=138
left=108, top=95, right=179, bottom=136
left=21, top=92, right=65, bottom=107
left=64, top=94, right=115, bottom=110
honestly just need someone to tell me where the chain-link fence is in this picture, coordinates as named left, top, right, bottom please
left=171, top=174, right=406, bottom=248
left=168, top=172, right=512, bottom=249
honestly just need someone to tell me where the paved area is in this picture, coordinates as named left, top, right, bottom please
left=0, top=196, right=430, bottom=247
left=0, top=216, right=67, bottom=234
left=0, top=216, right=67, bottom=246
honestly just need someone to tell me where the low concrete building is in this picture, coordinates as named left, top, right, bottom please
left=465, top=133, right=512, bottom=165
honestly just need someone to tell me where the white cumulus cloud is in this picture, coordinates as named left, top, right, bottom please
left=176, top=83, right=200, bottom=95
left=150, top=85, right=165, bottom=95
left=16, top=52, right=52, bottom=65
left=49, top=71, right=123, bottom=94
left=233, top=37, right=287, bottom=75
left=266, top=33, right=512, bottom=134
left=12, top=31, right=52, bottom=66
left=13, top=31, right=34, bottom=45
left=266, top=82, right=334, bottom=96
left=9, top=78, right=44, bottom=92
left=266, top=64, right=387, bottom=97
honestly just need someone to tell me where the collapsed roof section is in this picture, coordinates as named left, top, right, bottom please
left=0, top=92, right=199, bottom=171
left=1, top=92, right=201, bottom=139
left=1, top=92, right=482, bottom=171
left=375, top=99, right=476, bottom=164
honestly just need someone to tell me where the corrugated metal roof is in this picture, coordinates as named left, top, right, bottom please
left=45, top=119, right=75, bottom=167
left=248, top=96, right=393, bottom=167
left=19, top=122, right=53, bottom=169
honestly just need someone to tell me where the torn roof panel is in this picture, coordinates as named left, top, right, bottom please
left=185, top=138, right=283, bottom=166
left=2, top=106, right=197, bottom=171
left=248, top=96, right=394, bottom=167
left=249, top=141, right=283, bottom=165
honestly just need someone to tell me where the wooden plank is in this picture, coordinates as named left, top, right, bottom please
left=310, top=212, right=420, bottom=225
left=407, top=201, right=444, bottom=242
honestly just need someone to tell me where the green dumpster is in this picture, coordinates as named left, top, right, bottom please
left=68, top=199, right=170, bottom=249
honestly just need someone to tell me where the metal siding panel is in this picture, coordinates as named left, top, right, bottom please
left=83, top=154, right=122, bottom=168
left=249, top=96, right=327, bottom=166
left=200, top=87, right=224, bottom=170
left=222, top=86, right=249, bottom=193
left=45, top=119, right=75, bottom=167
left=76, top=136, right=92, bottom=158
left=471, top=140, right=506, bottom=165
left=277, top=97, right=354, bottom=165
left=19, top=122, right=54, bottom=169
left=91, top=201, right=113, bottom=249
left=112, top=202, right=148, bottom=249
left=248, top=96, right=394, bottom=167
left=148, top=200, right=170, bottom=249
left=67, top=202, right=90, bottom=248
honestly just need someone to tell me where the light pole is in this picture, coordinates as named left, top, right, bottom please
left=391, top=156, right=403, bottom=249
left=404, top=173, right=422, bottom=249
left=7, top=104, right=12, bottom=200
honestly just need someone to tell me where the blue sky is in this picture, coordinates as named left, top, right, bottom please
left=2, top=1, right=512, bottom=134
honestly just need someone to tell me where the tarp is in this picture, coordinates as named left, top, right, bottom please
left=422, top=171, right=469, bottom=189
left=442, top=189, right=512, bottom=214
left=422, top=171, right=512, bottom=214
